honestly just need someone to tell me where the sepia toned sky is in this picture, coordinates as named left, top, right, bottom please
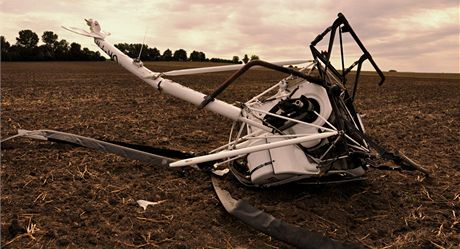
left=1, top=0, right=458, bottom=73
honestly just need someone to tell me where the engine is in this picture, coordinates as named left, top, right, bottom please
left=229, top=76, right=367, bottom=187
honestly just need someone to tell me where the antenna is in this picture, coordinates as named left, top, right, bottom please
left=135, top=29, right=148, bottom=62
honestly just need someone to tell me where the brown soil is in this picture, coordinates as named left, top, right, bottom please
left=1, top=62, right=459, bottom=248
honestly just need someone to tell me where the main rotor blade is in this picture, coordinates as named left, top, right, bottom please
left=8, top=129, right=174, bottom=165
left=211, top=177, right=359, bottom=249
left=163, top=59, right=313, bottom=76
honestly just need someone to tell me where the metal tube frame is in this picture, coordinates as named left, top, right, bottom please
left=309, top=13, right=385, bottom=103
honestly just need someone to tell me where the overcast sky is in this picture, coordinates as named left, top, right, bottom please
left=1, top=0, right=458, bottom=73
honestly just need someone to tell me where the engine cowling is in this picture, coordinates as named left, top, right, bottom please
left=241, top=79, right=334, bottom=186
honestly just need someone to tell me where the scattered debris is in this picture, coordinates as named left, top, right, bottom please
left=137, top=200, right=166, bottom=211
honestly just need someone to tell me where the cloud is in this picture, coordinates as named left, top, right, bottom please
left=0, top=0, right=458, bottom=72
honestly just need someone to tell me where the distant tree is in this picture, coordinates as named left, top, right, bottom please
left=69, top=42, right=82, bottom=60
left=209, top=58, right=234, bottom=63
left=54, top=39, right=69, bottom=60
left=389, top=69, right=397, bottom=72
left=232, top=56, right=240, bottom=64
left=94, top=51, right=106, bottom=61
left=128, top=44, right=140, bottom=58
left=15, top=30, right=40, bottom=59
left=199, top=52, right=206, bottom=61
left=190, top=50, right=200, bottom=61
left=1, top=36, right=10, bottom=60
left=81, top=47, right=105, bottom=61
left=242, top=54, right=249, bottom=64
left=1, top=36, right=11, bottom=50
left=16, top=30, right=39, bottom=48
left=42, top=31, right=58, bottom=47
left=190, top=50, right=206, bottom=61
left=173, top=49, right=187, bottom=61
left=146, top=47, right=161, bottom=60
left=162, top=49, right=172, bottom=61
left=81, top=47, right=91, bottom=59
left=250, top=55, right=259, bottom=61
left=40, top=31, right=58, bottom=60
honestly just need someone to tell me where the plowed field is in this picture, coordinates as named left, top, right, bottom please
left=1, top=62, right=459, bottom=248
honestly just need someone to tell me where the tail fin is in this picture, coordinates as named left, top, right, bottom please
left=62, top=19, right=110, bottom=39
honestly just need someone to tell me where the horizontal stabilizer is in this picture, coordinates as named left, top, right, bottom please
left=62, top=26, right=106, bottom=39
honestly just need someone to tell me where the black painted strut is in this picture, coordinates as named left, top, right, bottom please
left=198, top=60, right=325, bottom=109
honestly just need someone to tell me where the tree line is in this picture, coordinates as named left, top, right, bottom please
left=1, top=29, right=258, bottom=63
left=113, top=43, right=239, bottom=63
left=1, top=30, right=105, bottom=61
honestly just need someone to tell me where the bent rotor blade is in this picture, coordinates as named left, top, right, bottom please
left=163, top=59, right=312, bottom=76
left=7, top=129, right=174, bottom=165
left=211, top=177, right=360, bottom=249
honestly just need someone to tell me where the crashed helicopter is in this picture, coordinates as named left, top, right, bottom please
left=2, top=13, right=430, bottom=248
left=6, top=13, right=427, bottom=186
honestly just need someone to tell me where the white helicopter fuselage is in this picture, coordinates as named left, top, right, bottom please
left=62, top=19, right=366, bottom=187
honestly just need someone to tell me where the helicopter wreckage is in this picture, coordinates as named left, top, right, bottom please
left=2, top=13, right=430, bottom=248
